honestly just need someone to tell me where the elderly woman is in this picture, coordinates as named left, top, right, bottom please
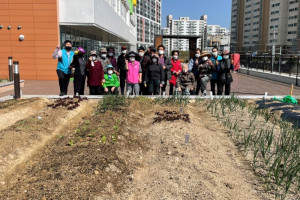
left=176, top=64, right=196, bottom=95
left=145, top=54, right=165, bottom=95
left=198, top=51, right=213, bottom=96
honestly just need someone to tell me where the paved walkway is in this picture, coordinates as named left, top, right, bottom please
left=0, top=73, right=299, bottom=97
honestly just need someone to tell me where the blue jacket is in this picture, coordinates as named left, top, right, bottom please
left=211, top=55, right=222, bottom=80
left=57, top=49, right=74, bottom=74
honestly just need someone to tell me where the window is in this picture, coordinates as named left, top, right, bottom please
left=272, top=3, right=280, bottom=7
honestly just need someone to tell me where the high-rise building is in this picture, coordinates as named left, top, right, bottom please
left=0, top=0, right=137, bottom=80
left=207, top=25, right=230, bottom=51
left=136, top=0, right=162, bottom=48
left=231, top=0, right=300, bottom=53
left=163, top=15, right=207, bottom=52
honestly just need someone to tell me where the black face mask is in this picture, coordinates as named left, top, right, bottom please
left=65, top=46, right=72, bottom=51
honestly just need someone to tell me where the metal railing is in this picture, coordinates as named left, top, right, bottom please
left=240, top=54, right=300, bottom=85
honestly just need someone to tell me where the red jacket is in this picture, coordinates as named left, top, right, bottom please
left=86, top=60, right=104, bottom=86
left=169, top=59, right=182, bottom=85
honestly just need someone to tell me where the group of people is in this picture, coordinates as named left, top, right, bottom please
left=53, top=40, right=234, bottom=96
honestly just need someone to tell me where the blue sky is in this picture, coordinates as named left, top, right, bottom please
left=161, top=0, right=232, bottom=29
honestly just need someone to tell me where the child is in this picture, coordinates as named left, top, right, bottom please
left=176, top=64, right=196, bottom=95
left=103, top=65, right=120, bottom=95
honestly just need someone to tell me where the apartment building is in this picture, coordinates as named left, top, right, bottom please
left=231, top=0, right=300, bottom=53
left=136, top=0, right=162, bottom=48
left=162, top=15, right=207, bottom=52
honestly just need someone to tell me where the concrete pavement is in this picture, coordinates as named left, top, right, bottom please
left=0, top=73, right=299, bottom=97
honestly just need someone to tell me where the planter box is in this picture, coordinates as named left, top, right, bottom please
left=0, top=80, right=25, bottom=93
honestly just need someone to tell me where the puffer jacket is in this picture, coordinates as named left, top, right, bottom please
left=218, top=59, right=233, bottom=84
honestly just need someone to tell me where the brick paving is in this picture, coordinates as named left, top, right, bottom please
left=0, top=73, right=299, bottom=97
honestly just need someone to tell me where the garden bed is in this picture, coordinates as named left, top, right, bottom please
left=0, top=96, right=298, bottom=199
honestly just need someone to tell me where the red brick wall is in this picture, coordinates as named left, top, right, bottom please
left=0, top=0, right=59, bottom=80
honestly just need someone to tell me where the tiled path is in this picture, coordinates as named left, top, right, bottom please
left=0, top=73, right=299, bottom=97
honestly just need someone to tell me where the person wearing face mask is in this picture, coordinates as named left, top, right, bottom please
left=144, top=54, right=165, bottom=95
left=137, top=46, right=151, bottom=95
left=86, top=50, right=105, bottom=95
left=188, top=48, right=201, bottom=95
left=177, top=64, right=196, bottom=95
left=52, top=40, right=75, bottom=96
left=157, top=45, right=172, bottom=95
left=103, top=65, right=120, bottom=95
left=210, top=47, right=222, bottom=95
left=70, top=47, right=87, bottom=96
left=117, top=46, right=128, bottom=95
left=107, top=47, right=119, bottom=76
left=198, top=51, right=213, bottom=96
left=217, top=50, right=233, bottom=95
left=169, top=50, right=182, bottom=95
left=99, top=47, right=111, bottom=73
left=125, top=52, right=142, bottom=95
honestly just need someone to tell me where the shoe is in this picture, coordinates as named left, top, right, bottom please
left=201, top=93, right=206, bottom=96
left=59, top=92, right=65, bottom=96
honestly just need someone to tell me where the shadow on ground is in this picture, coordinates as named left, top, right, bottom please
left=255, top=100, right=300, bottom=128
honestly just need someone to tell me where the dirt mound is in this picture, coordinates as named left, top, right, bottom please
left=0, top=99, right=96, bottom=184
left=0, top=99, right=273, bottom=199
left=0, top=98, right=49, bottom=130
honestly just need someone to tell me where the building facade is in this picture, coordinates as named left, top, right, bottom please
left=162, top=15, right=207, bottom=52
left=231, top=0, right=300, bottom=53
left=207, top=25, right=230, bottom=51
left=136, top=0, right=161, bottom=48
left=0, top=0, right=137, bottom=80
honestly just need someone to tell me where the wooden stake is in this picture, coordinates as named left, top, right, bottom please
left=290, top=84, right=294, bottom=96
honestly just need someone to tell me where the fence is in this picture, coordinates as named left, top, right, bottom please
left=240, top=54, right=300, bottom=77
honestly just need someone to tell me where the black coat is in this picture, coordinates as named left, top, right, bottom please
left=218, top=59, right=233, bottom=84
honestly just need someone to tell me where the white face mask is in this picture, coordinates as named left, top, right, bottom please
left=152, top=58, right=158, bottom=63
left=108, top=52, right=114, bottom=57
left=195, top=54, right=200, bottom=58
left=108, top=70, right=113, bottom=75
left=101, top=54, right=107, bottom=58
left=122, top=50, right=127, bottom=54
left=92, top=56, right=97, bottom=61
left=223, top=55, right=229, bottom=60
left=173, top=55, right=178, bottom=60
left=158, top=50, right=164, bottom=55
left=139, top=52, right=144, bottom=57
left=202, top=56, right=208, bottom=61
left=129, top=57, right=135, bottom=62
left=212, top=52, right=218, bottom=57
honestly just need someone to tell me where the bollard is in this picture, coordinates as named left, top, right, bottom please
left=13, top=61, right=21, bottom=99
left=8, top=57, right=13, bottom=81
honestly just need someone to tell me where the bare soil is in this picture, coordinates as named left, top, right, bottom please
left=0, top=98, right=274, bottom=199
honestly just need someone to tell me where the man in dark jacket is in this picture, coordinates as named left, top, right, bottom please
left=137, top=46, right=151, bottom=95
left=117, top=45, right=128, bottom=95
left=217, top=50, right=233, bottom=95
left=157, top=45, right=172, bottom=95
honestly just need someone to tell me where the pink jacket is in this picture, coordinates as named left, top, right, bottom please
left=127, top=61, right=142, bottom=84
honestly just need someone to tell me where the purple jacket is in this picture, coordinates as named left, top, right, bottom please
left=108, top=57, right=118, bottom=71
